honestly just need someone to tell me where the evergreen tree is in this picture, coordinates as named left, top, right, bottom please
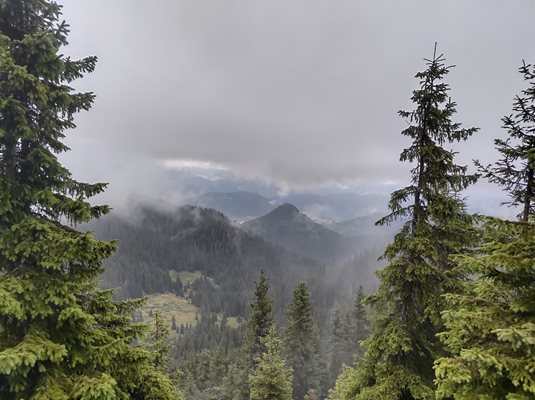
left=476, top=60, right=535, bottom=222
left=436, top=68, right=535, bottom=398
left=284, top=281, right=320, bottom=399
left=244, top=270, right=274, bottom=360
left=328, top=307, right=352, bottom=386
left=329, top=364, right=362, bottom=400
left=327, top=288, right=371, bottom=390
left=249, top=327, right=293, bottom=400
left=177, top=348, right=228, bottom=400
left=348, top=286, right=370, bottom=357
left=148, top=310, right=172, bottom=373
left=0, top=1, right=181, bottom=398
left=434, top=218, right=535, bottom=399
left=223, top=271, right=274, bottom=400
left=332, top=46, right=478, bottom=400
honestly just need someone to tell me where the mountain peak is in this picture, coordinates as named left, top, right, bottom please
left=242, top=203, right=353, bottom=262
left=266, top=203, right=300, bottom=220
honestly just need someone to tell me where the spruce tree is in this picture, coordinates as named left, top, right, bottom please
left=349, top=286, right=370, bottom=356
left=434, top=218, right=535, bottom=399
left=284, top=281, right=320, bottom=399
left=249, top=327, right=293, bottom=400
left=148, top=311, right=172, bottom=373
left=328, top=307, right=352, bottom=387
left=327, top=288, right=370, bottom=391
left=0, top=1, right=181, bottom=398
left=476, top=60, right=535, bottom=222
left=223, top=271, right=274, bottom=400
left=331, top=46, right=478, bottom=400
left=435, top=64, right=535, bottom=398
left=244, top=270, right=274, bottom=360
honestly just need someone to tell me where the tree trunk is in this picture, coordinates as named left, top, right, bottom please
left=522, top=166, right=534, bottom=222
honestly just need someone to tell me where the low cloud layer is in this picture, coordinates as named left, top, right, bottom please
left=59, top=1, right=535, bottom=205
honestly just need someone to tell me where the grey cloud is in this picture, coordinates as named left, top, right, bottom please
left=58, top=0, right=535, bottom=205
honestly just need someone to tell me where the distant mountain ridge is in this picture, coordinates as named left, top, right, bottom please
left=283, top=192, right=388, bottom=221
left=243, top=203, right=355, bottom=263
left=188, top=190, right=388, bottom=221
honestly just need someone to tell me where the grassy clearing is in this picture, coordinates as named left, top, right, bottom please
left=140, top=293, right=199, bottom=335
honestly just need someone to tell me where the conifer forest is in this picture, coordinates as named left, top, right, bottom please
left=0, top=1, right=533, bottom=399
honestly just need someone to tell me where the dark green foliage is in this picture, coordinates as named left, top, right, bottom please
left=435, top=218, right=535, bottom=399
left=222, top=272, right=275, bottom=399
left=477, top=61, right=535, bottom=222
left=350, top=286, right=370, bottom=354
left=332, top=46, right=478, bottom=400
left=327, top=288, right=370, bottom=389
left=249, top=327, right=293, bottom=400
left=284, top=282, right=320, bottom=399
left=176, top=349, right=228, bottom=400
left=328, top=307, right=353, bottom=387
left=148, top=311, right=172, bottom=373
left=222, top=357, right=250, bottom=400
left=0, top=1, right=181, bottom=398
left=244, top=271, right=275, bottom=359
left=172, top=313, right=244, bottom=361
left=436, top=73, right=535, bottom=398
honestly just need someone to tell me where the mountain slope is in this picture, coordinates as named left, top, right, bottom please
left=242, top=204, right=354, bottom=263
left=88, top=205, right=330, bottom=318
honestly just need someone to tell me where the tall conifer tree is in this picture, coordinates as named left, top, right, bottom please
left=245, top=270, right=274, bottom=361
left=284, top=282, right=320, bottom=399
left=148, top=311, right=172, bottom=373
left=0, top=1, right=181, bottom=398
left=249, top=327, right=293, bottom=400
left=328, top=307, right=352, bottom=387
left=327, top=288, right=370, bottom=391
left=435, top=60, right=535, bottom=400
left=349, top=286, right=370, bottom=356
left=223, top=271, right=274, bottom=400
left=331, top=46, right=478, bottom=400
left=477, top=61, right=535, bottom=222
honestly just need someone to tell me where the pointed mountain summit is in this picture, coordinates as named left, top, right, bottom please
left=243, top=204, right=353, bottom=263
left=263, top=203, right=300, bottom=220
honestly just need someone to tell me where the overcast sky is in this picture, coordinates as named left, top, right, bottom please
left=58, top=1, right=535, bottom=209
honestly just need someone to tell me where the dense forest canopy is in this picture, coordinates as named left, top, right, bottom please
left=0, top=1, right=533, bottom=400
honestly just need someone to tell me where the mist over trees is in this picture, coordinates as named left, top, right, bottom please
left=0, top=1, right=533, bottom=400
left=0, top=1, right=182, bottom=398
left=284, top=282, right=321, bottom=399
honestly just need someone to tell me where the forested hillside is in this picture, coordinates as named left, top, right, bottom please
left=89, top=205, right=375, bottom=321
left=1, top=1, right=533, bottom=400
